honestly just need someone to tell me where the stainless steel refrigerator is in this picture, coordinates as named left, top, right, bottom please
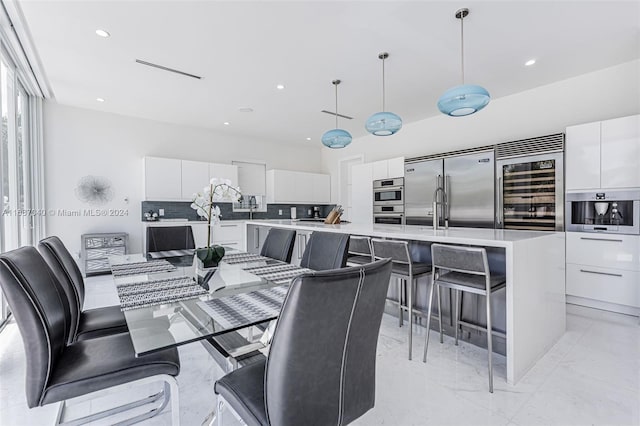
left=404, top=150, right=495, bottom=228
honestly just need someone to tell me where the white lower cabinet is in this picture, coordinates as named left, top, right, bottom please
left=566, top=264, right=639, bottom=308
left=566, top=231, right=640, bottom=311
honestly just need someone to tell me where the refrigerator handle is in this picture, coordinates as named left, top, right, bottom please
left=444, top=175, right=450, bottom=222
left=497, top=176, right=503, bottom=226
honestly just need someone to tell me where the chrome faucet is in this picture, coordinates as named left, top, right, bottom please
left=432, top=185, right=449, bottom=230
left=248, top=196, right=257, bottom=220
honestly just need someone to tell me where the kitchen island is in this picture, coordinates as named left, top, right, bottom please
left=245, top=220, right=566, bottom=385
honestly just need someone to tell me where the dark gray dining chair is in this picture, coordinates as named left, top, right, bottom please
left=299, top=231, right=350, bottom=270
left=260, top=228, right=297, bottom=263
left=422, top=243, right=506, bottom=393
left=0, top=246, right=180, bottom=425
left=214, top=258, right=393, bottom=426
left=38, top=236, right=128, bottom=343
left=147, top=225, right=195, bottom=253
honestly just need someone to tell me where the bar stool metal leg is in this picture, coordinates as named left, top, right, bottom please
left=397, top=278, right=403, bottom=327
left=422, top=274, right=437, bottom=363
left=486, top=292, right=494, bottom=393
left=437, top=284, right=443, bottom=344
left=408, top=274, right=413, bottom=360
left=454, top=290, right=460, bottom=346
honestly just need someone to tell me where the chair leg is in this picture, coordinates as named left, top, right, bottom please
left=437, top=284, right=443, bottom=344
left=408, top=276, right=413, bottom=360
left=422, top=275, right=436, bottom=363
left=448, top=288, right=454, bottom=327
left=454, top=290, right=460, bottom=346
left=216, top=394, right=224, bottom=426
left=486, top=293, right=494, bottom=393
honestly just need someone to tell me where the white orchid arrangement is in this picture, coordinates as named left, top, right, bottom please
left=191, top=178, right=242, bottom=248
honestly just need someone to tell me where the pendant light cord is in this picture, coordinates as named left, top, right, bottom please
left=335, top=82, right=338, bottom=129
left=382, top=56, right=386, bottom=111
left=460, top=13, right=465, bottom=85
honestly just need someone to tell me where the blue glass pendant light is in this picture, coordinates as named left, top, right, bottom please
left=322, top=80, right=352, bottom=149
left=365, top=52, right=402, bottom=136
left=437, top=8, right=490, bottom=117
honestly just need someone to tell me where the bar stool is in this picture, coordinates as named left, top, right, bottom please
left=371, top=239, right=432, bottom=360
left=422, top=243, right=506, bottom=393
left=346, top=236, right=374, bottom=266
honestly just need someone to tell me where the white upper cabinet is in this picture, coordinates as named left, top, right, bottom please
left=144, top=157, right=239, bottom=201
left=371, top=157, right=405, bottom=180
left=210, top=163, right=239, bottom=188
left=601, top=115, right=640, bottom=189
left=266, top=170, right=331, bottom=204
left=143, top=157, right=182, bottom=200
left=387, top=157, right=405, bottom=179
left=181, top=160, right=210, bottom=199
left=566, top=122, right=601, bottom=191
left=566, top=115, right=640, bottom=191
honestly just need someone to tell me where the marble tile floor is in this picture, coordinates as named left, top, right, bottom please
left=0, top=274, right=638, bottom=426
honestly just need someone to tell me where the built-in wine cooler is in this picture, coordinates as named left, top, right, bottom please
left=495, top=134, right=564, bottom=231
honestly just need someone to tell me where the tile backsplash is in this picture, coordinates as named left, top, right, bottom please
left=141, top=201, right=335, bottom=222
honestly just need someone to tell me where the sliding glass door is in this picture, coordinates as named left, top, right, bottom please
left=0, top=53, right=36, bottom=327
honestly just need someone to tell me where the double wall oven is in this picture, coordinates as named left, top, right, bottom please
left=373, top=178, right=404, bottom=225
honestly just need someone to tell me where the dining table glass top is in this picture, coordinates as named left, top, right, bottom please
left=108, top=249, right=289, bottom=356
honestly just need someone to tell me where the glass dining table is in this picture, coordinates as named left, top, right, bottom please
left=108, top=249, right=299, bottom=357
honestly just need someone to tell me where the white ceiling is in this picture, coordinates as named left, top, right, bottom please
left=17, top=0, right=640, bottom=145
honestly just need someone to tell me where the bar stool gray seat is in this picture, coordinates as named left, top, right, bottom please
left=38, top=236, right=128, bottom=343
left=422, top=243, right=506, bottom=393
left=214, top=259, right=393, bottom=426
left=346, top=235, right=374, bottom=266
left=0, top=246, right=180, bottom=425
left=371, top=238, right=432, bottom=360
left=260, top=228, right=297, bottom=263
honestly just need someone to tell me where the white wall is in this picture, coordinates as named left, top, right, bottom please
left=43, top=102, right=322, bottom=256
left=322, top=60, right=640, bottom=202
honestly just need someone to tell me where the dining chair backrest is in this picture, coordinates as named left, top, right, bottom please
left=38, top=236, right=84, bottom=343
left=260, top=228, right=297, bottom=263
left=0, top=247, right=71, bottom=408
left=146, top=226, right=195, bottom=253
left=371, top=238, right=411, bottom=265
left=431, top=243, right=488, bottom=276
left=300, top=231, right=350, bottom=271
left=265, top=258, right=392, bottom=426
left=348, top=236, right=373, bottom=258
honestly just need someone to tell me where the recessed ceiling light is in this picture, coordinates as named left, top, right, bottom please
left=223, top=122, right=230, bottom=126
left=306, top=137, right=311, bottom=141
left=276, top=84, right=285, bottom=90
left=238, top=107, right=254, bottom=113
left=96, top=97, right=105, bottom=102
left=525, top=59, right=536, bottom=66
left=95, top=29, right=110, bottom=38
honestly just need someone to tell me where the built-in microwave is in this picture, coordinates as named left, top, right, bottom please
left=566, top=189, right=640, bottom=234
left=373, top=178, right=404, bottom=205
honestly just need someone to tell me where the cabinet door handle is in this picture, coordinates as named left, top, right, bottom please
left=220, top=224, right=237, bottom=228
left=579, top=237, right=623, bottom=242
left=579, top=269, right=623, bottom=278
left=254, top=228, right=259, bottom=249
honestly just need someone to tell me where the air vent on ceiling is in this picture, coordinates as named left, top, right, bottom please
left=495, top=133, right=564, bottom=159
left=135, top=59, right=202, bottom=80
left=321, top=110, right=353, bottom=120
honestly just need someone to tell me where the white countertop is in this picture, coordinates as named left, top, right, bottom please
left=245, top=219, right=563, bottom=248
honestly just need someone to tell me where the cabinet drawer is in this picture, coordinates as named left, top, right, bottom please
left=213, top=222, right=243, bottom=242
left=566, top=263, right=639, bottom=307
left=86, top=246, right=126, bottom=259
left=566, top=232, right=640, bottom=271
